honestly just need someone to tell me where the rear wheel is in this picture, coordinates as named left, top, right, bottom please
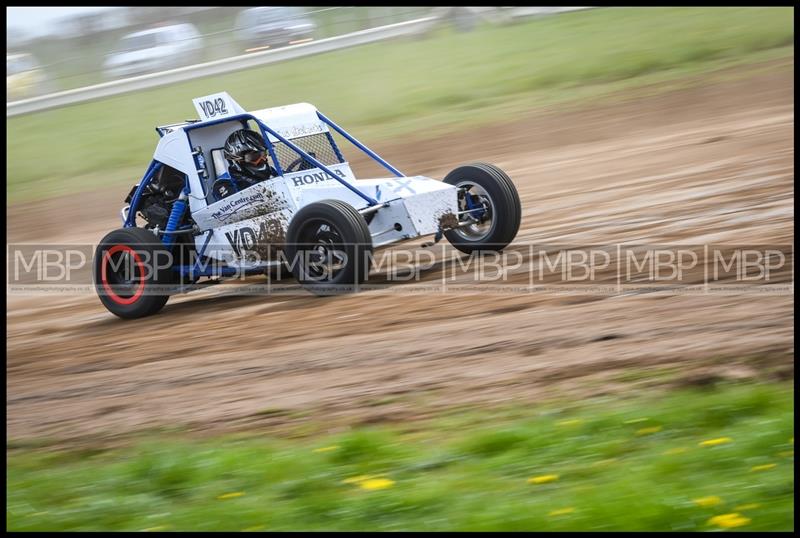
left=285, top=200, right=373, bottom=295
left=443, top=162, right=521, bottom=254
left=94, top=227, right=174, bottom=319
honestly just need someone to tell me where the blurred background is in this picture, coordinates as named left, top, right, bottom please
left=7, top=7, right=567, bottom=97
left=6, top=6, right=794, bottom=532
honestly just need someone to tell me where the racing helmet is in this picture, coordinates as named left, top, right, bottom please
left=223, top=129, right=273, bottom=180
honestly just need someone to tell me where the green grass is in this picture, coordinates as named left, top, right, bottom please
left=6, top=7, right=794, bottom=203
left=7, top=381, right=794, bottom=531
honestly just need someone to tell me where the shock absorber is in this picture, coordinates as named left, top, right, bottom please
left=161, top=192, right=188, bottom=248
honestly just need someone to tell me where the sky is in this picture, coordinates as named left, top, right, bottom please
left=7, top=7, right=123, bottom=38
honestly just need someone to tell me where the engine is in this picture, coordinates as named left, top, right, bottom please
left=125, top=166, right=185, bottom=230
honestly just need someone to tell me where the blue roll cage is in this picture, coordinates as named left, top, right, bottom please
left=123, top=111, right=408, bottom=277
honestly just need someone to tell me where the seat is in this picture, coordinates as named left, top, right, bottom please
left=211, top=148, right=231, bottom=181
left=206, top=148, right=237, bottom=202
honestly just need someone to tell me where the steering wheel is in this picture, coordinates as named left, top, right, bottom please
left=211, top=178, right=238, bottom=201
left=285, top=153, right=318, bottom=173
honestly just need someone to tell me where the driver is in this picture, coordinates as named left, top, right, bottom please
left=222, top=128, right=277, bottom=190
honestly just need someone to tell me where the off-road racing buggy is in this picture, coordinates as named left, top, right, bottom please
left=94, top=92, right=521, bottom=318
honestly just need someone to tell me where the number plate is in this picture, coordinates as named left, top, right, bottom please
left=192, top=92, right=244, bottom=121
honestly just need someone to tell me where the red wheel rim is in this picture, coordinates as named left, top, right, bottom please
left=100, top=244, right=146, bottom=305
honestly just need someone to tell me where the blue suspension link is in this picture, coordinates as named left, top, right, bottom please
left=161, top=197, right=188, bottom=248
left=463, top=190, right=486, bottom=220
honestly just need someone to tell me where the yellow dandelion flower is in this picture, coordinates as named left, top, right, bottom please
left=548, top=507, right=575, bottom=516
left=707, top=513, right=750, bottom=528
left=663, top=447, right=688, bottom=456
left=313, top=445, right=340, bottom=453
left=778, top=451, right=793, bottom=458
left=636, top=426, right=662, bottom=436
left=693, top=496, right=723, bottom=507
left=734, top=503, right=761, bottom=511
left=750, top=463, right=777, bottom=472
left=528, top=474, right=559, bottom=484
left=359, top=478, right=395, bottom=490
left=699, top=437, right=732, bottom=447
left=624, top=418, right=649, bottom=424
left=557, top=419, right=584, bottom=427
left=217, top=492, right=245, bottom=500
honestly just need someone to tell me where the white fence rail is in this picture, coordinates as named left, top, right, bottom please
left=6, top=16, right=438, bottom=118
left=7, top=7, right=595, bottom=118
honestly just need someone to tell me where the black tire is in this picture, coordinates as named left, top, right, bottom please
left=442, top=162, right=521, bottom=254
left=284, top=200, right=373, bottom=295
left=93, top=227, right=174, bottom=319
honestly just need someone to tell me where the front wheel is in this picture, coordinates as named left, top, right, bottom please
left=443, top=162, right=521, bottom=254
left=284, top=200, right=373, bottom=295
left=93, top=227, right=174, bottom=319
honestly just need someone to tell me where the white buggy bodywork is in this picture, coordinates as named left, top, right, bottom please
left=99, top=91, right=519, bottom=318
left=148, top=92, right=459, bottom=268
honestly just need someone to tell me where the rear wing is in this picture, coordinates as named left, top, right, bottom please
left=156, top=91, right=247, bottom=137
left=155, top=119, right=200, bottom=138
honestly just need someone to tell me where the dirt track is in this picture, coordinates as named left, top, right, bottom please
left=7, top=62, right=794, bottom=442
